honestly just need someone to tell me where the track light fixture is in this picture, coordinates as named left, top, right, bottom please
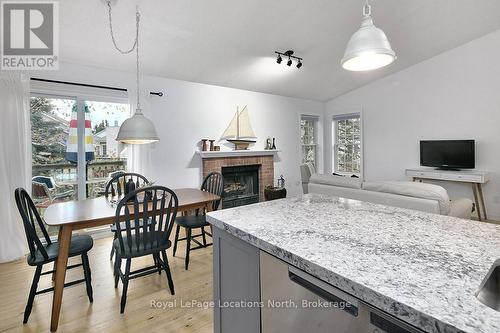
left=275, top=50, right=303, bottom=69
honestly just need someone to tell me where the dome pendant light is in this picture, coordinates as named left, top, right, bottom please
left=341, top=1, right=396, bottom=71
left=106, top=1, right=159, bottom=144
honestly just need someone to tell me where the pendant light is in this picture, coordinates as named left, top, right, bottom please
left=341, top=1, right=396, bottom=71
left=106, top=1, right=159, bottom=144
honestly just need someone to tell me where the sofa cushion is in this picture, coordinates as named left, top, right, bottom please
left=309, top=174, right=362, bottom=189
left=362, top=181, right=450, bottom=215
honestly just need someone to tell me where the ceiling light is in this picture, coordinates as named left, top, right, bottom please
left=341, top=1, right=396, bottom=71
left=296, top=60, right=302, bottom=69
left=287, top=58, right=292, bottom=66
left=106, top=1, right=159, bottom=144
left=275, top=50, right=303, bottom=69
left=276, top=55, right=282, bottom=64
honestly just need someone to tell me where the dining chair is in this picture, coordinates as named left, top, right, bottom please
left=113, top=186, right=178, bottom=313
left=105, top=172, right=151, bottom=261
left=14, top=188, right=94, bottom=324
left=173, top=172, right=223, bottom=270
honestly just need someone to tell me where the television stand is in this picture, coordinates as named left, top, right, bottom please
left=405, top=168, right=490, bottom=221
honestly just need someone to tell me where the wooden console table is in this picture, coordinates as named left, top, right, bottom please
left=405, top=168, right=489, bottom=221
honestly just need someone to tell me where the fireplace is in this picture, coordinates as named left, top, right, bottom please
left=222, top=165, right=260, bottom=208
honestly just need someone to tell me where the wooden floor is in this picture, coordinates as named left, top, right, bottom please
left=0, top=235, right=213, bottom=333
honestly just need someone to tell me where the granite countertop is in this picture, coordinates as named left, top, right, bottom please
left=206, top=193, right=500, bottom=333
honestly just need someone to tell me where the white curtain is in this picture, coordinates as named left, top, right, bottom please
left=0, top=73, right=30, bottom=263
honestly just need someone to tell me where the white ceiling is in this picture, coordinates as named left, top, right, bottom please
left=60, top=0, right=500, bottom=101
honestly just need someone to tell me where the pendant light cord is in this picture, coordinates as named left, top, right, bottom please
left=107, top=1, right=142, bottom=112
left=363, top=0, right=371, bottom=17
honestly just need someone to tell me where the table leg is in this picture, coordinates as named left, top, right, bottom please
left=52, top=229, right=62, bottom=281
left=477, top=183, right=488, bottom=221
left=50, top=225, right=72, bottom=332
left=472, top=183, right=482, bottom=221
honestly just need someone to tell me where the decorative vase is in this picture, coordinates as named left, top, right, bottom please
left=209, top=139, right=215, bottom=151
left=271, top=138, right=277, bottom=150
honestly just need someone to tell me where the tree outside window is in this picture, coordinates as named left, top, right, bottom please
left=333, top=114, right=361, bottom=175
left=301, top=116, right=318, bottom=166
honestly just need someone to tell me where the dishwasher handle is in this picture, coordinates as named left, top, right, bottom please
left=288, top=268, right=359, bottom=317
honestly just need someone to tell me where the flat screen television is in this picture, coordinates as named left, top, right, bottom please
left=420, top=140, right=475, bottom=170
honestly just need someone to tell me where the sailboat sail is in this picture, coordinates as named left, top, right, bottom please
left=237, top=107, right=256, bottom=138
left=220, top=105, right=256, bottom=140
left=221, top=110, right=239, bottom=140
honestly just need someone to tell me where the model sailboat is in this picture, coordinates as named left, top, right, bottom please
left=221, top=105, right=256, bottom=150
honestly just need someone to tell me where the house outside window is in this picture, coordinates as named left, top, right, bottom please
left=333, top=113, right=362, bottom=175
left=300, top=115, right=318, bottom=166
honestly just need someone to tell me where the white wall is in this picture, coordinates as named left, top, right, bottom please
left=33, top=62, right=324, bottom=197
left=325, top=29, right=500, bottom=220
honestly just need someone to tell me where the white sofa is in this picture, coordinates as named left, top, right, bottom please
left=300, top=164, right=473, bottom=219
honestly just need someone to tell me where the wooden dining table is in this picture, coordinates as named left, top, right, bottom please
left=44, top=188, right=220, bottom=332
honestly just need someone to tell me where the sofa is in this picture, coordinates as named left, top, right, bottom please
left=300, top=164, right=473, bottom=219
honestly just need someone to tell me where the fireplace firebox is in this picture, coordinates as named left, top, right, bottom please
left=221, top=165, right=260, bottom=208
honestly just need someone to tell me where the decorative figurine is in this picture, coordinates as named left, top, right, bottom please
left=209, top=139, right=215, bottom=151
left=277, top=175, right=285, bottom=188
left=201, top=139, right=208, bottom=151
left=265, top=137, right=272, bottom=150
left=271, top=138, right=277, bottom=150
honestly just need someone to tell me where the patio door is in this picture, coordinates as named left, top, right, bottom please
left=30, top=82, right=130, bottom=236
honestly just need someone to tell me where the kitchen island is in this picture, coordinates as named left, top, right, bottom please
left=206, top=194, right=500, bottom=333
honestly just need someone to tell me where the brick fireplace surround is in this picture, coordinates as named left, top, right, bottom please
left=202, top=155, right=274, bottom=201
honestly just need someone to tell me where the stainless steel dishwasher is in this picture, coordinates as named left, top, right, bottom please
left=260, top=251, right=424, bottom=333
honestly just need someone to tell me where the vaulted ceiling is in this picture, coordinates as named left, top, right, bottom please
left=60, top=0, right=500, bottom=101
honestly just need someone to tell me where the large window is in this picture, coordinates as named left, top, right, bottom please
left=300, top=116, right=318, bottom=166
left=333, top=113, right=362, bottom=175
left=30, top=91, right=129, bottom=236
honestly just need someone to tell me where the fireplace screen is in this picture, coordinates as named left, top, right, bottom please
left=221, top=165, right=260, bottom=208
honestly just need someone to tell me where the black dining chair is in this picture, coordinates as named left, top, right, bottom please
left=173, top=172, right=223, bottom=270
left=14, top=188, right=94, bottom=324
left=113, top=186, right=178, bottom=313
left=105, top=172, right=151, bottom=261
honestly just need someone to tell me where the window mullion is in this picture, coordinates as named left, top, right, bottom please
left=76, top=98, right=86, bottom=200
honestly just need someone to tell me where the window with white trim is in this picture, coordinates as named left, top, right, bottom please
left=300, top=115, right=318, bottom=166
left=333, top=113, right=361, bottom=175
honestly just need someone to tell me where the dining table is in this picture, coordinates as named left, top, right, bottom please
left=43, top=188, right=221, bottom=332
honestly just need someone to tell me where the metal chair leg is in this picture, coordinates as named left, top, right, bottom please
left=23, top=265, right=42, bottom=324
left=120, top=259, right=131, bottom=314
left=81, top=253, right=93, bottom=303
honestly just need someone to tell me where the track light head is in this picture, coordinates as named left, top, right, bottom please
left=296, top=60, right=302, bottom=69
left=287, top=58, right=292, bottom=66
left=276, top=55, right=282, bottom=64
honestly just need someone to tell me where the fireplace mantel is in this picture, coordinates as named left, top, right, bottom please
left=200, top=151, right=276, bottom=203
left=197, top=150, right=279, bottom=159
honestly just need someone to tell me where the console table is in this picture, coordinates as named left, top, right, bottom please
left=405, top=168, right=490, bottom=221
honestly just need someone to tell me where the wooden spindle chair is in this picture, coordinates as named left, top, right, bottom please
left=14, top=188, right=93, bottom=324
left=173, top=172, right=223, bottom=270
left=112, top=186, right=178, bottom=313
left=105, top=172, right=151, bottom=261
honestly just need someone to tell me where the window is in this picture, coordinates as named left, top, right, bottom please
left=30, top=89, right=130, bottom=236
left=333, top=113, right=362, bottom=175
left=300, top=116, right=318, bottom=166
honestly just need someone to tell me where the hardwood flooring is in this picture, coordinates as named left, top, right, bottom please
left=0, top=235, right=213, bottom=333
